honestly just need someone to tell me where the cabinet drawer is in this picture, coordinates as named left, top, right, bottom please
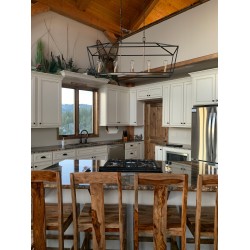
left=76, top=146, right=108, bottom=158
left=32, top=161, right=52, bottom=170
left=125, top=149, right=138, bottom=159
left=33, top=152, right=53, bottom=163
left=125, top=142, right=139, bottom=150
left=53, top=149, right=76, bottom=161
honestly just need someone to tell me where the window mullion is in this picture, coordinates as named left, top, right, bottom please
left=75, top=88, right=80, bottom=136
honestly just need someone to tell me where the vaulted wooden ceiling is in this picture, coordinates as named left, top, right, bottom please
left=31, top=0, right=210, bottom=43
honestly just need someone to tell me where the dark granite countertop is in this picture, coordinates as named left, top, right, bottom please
left=31, top=140, right=125, bottom=153
left=44, top=160, right=217, bottom=191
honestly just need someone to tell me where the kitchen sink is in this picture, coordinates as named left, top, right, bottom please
left=67, top=142, right=100, bottom=148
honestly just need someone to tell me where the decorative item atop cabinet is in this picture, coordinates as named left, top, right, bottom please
left=31, top=71, right=62, bottom=128
left=189, top=68, right=218, bottom=106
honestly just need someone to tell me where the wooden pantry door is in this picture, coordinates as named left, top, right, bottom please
left=144, top=102, right=168, bottom=159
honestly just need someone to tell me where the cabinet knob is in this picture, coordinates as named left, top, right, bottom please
left=39, top=122, right=42, bottom=124
left=41, top=156, right=46, bottom=159
left=130, top=153, right=133, bottom=155
left=33, top=122, right=36, bottom=124
left=63, top=153, right=67, bottom=156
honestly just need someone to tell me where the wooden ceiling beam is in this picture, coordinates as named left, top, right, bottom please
left=76, top=0, right=92, bottom=11
left=31, top=2, right=50, bottom=16
left=130, top=0, right=160, bottom=31
left=103, top=31, right=118, bottom=44
left=34, top=0, right=121, bottom=36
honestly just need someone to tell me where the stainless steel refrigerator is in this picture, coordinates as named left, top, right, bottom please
left=191, top=105, right=218, bottom=173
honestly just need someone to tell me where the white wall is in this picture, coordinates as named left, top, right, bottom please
left=31, top=11, right=109, bottom=71
left=123, top=0, right=217, bottom=68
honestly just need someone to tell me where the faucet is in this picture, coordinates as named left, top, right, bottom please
left=80, top=129, right=89, bottom=144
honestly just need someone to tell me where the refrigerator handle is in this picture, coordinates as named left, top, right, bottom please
left=211, top=111, right=216, bottom=161
left=208, top=112, right=213, bottom=160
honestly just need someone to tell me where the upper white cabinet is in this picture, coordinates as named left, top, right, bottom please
left=136, top=84, right=162, bottom=100
left=162, top=78, right=192, bottom=128
left=129, top=90, right=144, bottom=126
left=162, top=84, right=171, bottom=126
left=99, top=85, right=130, bottom=126
left=31, top=72, right=62, bottom=128
left=169, top=79, right=192, bottom=127
left=189, top=68, right=218, bottom=105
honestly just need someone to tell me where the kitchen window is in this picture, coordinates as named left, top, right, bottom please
left=58, top=85, right=99, bottom=139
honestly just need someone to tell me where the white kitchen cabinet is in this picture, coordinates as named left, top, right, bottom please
left=162, top=84, right=171, bottom=126
left=169, top=79, right=192, bottom=127
left=31, top=72, right=62, bottom=128
left=32, top=152, right=53, bottom=170
left=155, top=145, right=164, bottom=161
left=189, top=68, right=218, bottom=105
left=76, top=145, right=108, bottom=160
left=99, top=85, right=130, bottom=126
left=129, top=90, right=144, bottom=126
left=52, top=149, right=76, bottom=164
left=125, top=142, right=144, bottom=159
left=136, top=84, right=162, bottom=100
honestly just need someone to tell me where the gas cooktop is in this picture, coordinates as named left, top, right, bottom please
left=99, top=159, right=162, bottom=173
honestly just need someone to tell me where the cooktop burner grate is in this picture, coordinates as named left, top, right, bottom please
left=99, top=159, right=162, bottom=173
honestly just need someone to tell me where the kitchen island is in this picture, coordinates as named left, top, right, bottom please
left=42, top=159, right=217, bottom=250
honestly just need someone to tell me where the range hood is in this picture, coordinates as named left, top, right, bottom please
left=60, top=70, right=109, bottom=88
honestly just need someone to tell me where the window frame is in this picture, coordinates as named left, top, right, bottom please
left=57, top=83, right=99, bottom=140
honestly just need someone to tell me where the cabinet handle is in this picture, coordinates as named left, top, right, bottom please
left=130, top=152, right=134, bottom=155
left=34, top=165, right=37, bottom=168
left=41, top=156, right=46, bottom=159
left=63, top=153, right=67, bottom=156
left=33, top=122, right=36, bottom=124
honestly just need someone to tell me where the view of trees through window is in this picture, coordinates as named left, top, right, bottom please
left=59, top=87, right=94, bottom=136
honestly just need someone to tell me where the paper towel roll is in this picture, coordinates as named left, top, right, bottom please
left=105, top=126, right=119, bottom=134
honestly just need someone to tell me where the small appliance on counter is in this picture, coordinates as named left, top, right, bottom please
left=99, top=159, right=162, bottom=173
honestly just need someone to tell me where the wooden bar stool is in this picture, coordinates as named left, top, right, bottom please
left=70, top=172, right=126, bottom=250
left=31, top=170, right=74, bottom=250
left=134, top=173, right=188, bottom=250
left=186, top=174, right=218, bottom=250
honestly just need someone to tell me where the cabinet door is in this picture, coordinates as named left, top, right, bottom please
left=192, top=73, right=216, bottom=105
left=149, top=86, right=162, bottom=98
left=106, top=89, right=118, bottom=124
left=170, top=83, right=184, bottom=126
left=117, top=90, right=129, bottom=124
left=31, top=75, right=37, bottom=127
left=38, top=77, right=61, bottom=127
left=162, top=84, right=170, bottom=126
left=155, top=145, right=163, bottom=161
left=183, top=81, right=192, bottom=127
left=137, top=88, right=149, bottom=100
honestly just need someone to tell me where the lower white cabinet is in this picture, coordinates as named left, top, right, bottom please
left=155, top=145, right=165, bottom=161
left=125, top=142, right=144, bottom=159
left=76, top=145, right=108, bottom=160
left=32, top=152, right=53, bottom=170
left=52, top=149, right=76, bottom=164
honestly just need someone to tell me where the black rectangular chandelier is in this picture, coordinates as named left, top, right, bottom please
left=87, top=41, right=179, bottom=79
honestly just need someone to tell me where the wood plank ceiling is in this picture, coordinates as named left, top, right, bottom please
left=31, top=0, right=210, bottom=43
